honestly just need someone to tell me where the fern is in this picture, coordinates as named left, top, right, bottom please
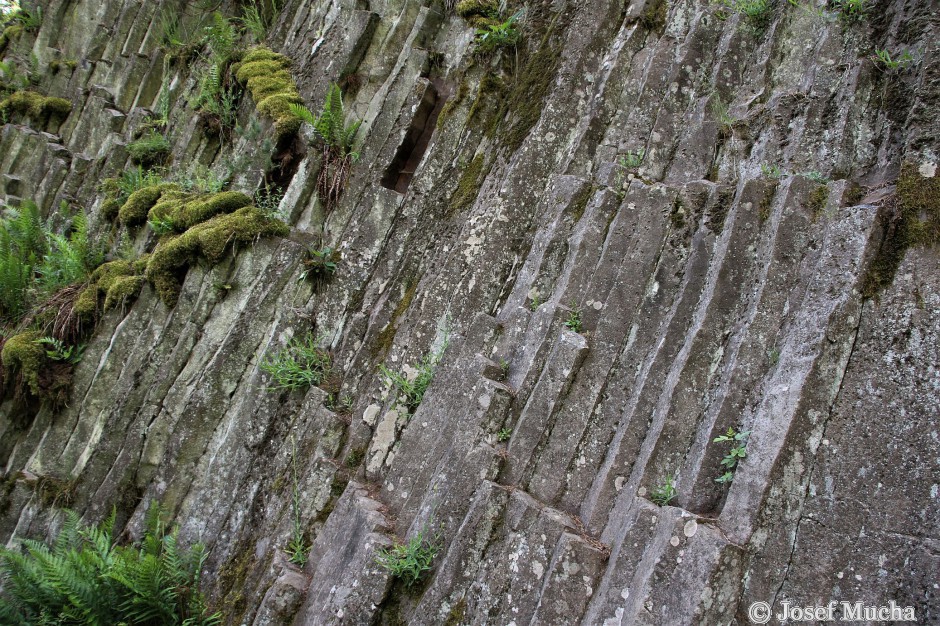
left=293, top=84, right=360, bottom=157
left=0, top=505, right=222, bottom=625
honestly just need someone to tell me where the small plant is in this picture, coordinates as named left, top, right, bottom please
left=326, top=392, right=354, bottom=414
left=375, top=523, right=442, bottom=587
left=805, top=170, right=829, bottom=184
left=713, top=427, right=750, bottom=484
left=35, top=336, right=84, bottom=364
left=260, top=332, right=331, bottom=391
left=290, top=84, right=362, bottom=211
left=286, top=435, right=310, bottom=567
left=761, top=163, right=785, bottom=179
left=240, top=0, right=282, bottom=41
left=766, top=346, right=780, bottom=365
left=710, top=95, right=735, bottom=134
left=833, top=0, right=867, bottom=20
left=176, top=165, right=228, bottom=193
left=127, top=129, right=172, bottom=167
left=148, top=214, right=177, bottom=236
left=496, top=427, right=512, bottom=442
left=474, top=10, right=523, bottom=54
left=650, top=474, right=677, bottom=506
left=380, top=337, right=449, bottom=414
left=254, top=184, right=284, bottom=217
left=530, top=293, right=541, bottom=310
left=715, top=0, right=772, bottom=28
left=786, top=0, right=829, bottom=19
left=0, top=505, right=221, bottom=625
left=618, top=149, right=645, bottom=170
left=298, top=246, right=339, bottom=284
left=871, top=48, right=914, bottom=72
left=564, top=303, right=583, bottom=333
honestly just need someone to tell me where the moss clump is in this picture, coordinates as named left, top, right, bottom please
left=456, top=0, right=499, bottom=19
left=808, top=184, right=828, bottom=221
left=448, top=153, right=488, bottom=216
left=862, top=163, right=940, bottom=298
left=1, top=331, right=44, bottom=397
left=145, top=207, right=288, bottom=306
left=127, top=130, right=172, bottom=168
left=0, top=90, right=72, bottom=128
left=639, top=0, right=668, bottom=35
left=76, top=260, right=147, bottom=315
left=148, top=191, right=253, bottom=232
left=117, top=183, right=179, bottom=227
left=235, top=46, right=304, bottom=139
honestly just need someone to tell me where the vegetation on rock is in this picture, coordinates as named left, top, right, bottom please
left=0, top=507, right=221, bottom=625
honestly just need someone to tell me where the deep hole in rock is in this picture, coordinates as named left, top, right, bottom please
left=380, top=78, right=449, bottom=194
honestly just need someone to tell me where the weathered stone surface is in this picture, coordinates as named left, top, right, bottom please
left=1, top=0, right=937, bottom=623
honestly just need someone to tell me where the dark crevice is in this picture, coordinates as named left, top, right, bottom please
left=380, top=79, right=449, bottom=194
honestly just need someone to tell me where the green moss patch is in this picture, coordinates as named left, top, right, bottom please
left=0, top=90, right=72, bottom=128
left=456, top=0, right=499, bottom=18
left=235, top=46, right=304, bottom=139
left=148, top=191, right=253, bottom=232
left=75, top=260, right=147, bottom=316
left=1, top=331, right=44, bottom=396
left=862, top=162, right=940, bottom=298
left=117, top=183, right=180, bottom=227
left=127, top=130, right=172, bottom=168
left=448, top=153, right=489, bottom=216
left=145, top=207, right=288, bottom=306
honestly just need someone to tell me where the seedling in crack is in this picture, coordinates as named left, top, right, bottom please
left=714, top=427, right=750, bottom=484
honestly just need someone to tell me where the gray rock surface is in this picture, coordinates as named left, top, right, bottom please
left=1, top=0, right=937, bottom=623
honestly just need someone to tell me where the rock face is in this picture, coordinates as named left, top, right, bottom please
left=1, top=0, right=937, bottom=624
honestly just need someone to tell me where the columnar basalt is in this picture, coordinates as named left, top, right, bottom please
left=0, top=0, right=937, bottom=624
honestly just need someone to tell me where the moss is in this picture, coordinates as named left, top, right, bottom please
left=455, top=0, right=499, bottom=19
left=74, top=285, right=99, bottom=318
left=246, top=72, right=295, bottom=100
left=0, top=90, right=72, bottom=128
left=127, top=130, right=171, bottom=167
left=100, top=198, right=122, bottom=221
left=466, top=74, right=508, bottom=136
left=149, top=191, right=252, bottom=231
left=373, top=278, right=419, bottom=358
left=118, top=183, right=179, bottom=226
left=236, top=46, right=304, bottom=140
left=145, top=207, right=289, bottom=307
left=448, top=153, right=488, bottom=216
left=104, top=275, right=146, bottom=309
left=862, top=163, right=940, bottom=298
left=1, top=331, right=44, bottom=397
left=233, top=59, right=285, bottom=82
left=444, top=598, right=468, bottom=626
left=568, top=182, right=594, bottom=223
left=437, top=79, right=469, bottom=130
left=639, top=0, right=668, bottom=36
left=500, top=28, right=562, bottom=153
left=808, top=184, right=828, bottom=221
left=76, top=260, right=145, bottom=315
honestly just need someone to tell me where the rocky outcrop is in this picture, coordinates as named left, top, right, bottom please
left=1, top=0, right=937, bottom=623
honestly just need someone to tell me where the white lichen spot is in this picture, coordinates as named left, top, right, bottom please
left=532, top=561, right=544, bottom=578
left=683, top=519, right=698, bottom=537
left=670, top=536, right=680, bottom=547
left=919, top=161, right=937, bottom=178
left=615, top=476, right=626, bottom=491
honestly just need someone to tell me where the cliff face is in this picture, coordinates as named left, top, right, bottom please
left=0, top=0, right=937, bottom=623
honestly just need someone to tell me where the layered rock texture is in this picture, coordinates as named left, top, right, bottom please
left=1, top=0, right=938, bottom=623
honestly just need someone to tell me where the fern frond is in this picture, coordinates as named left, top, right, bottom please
left=288, top=102, right=318, bottom=126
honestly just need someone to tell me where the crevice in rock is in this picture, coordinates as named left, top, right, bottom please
left=380, top=78, right=448, bottom=194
